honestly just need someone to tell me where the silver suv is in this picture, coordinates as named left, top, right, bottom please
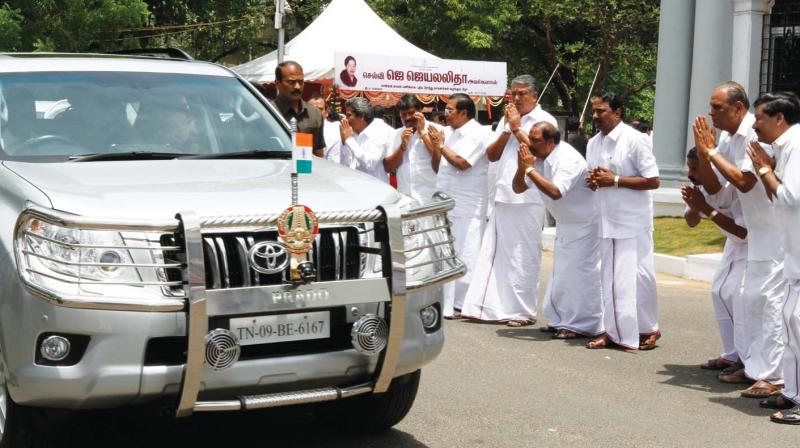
left=0, top=53, right=463, bottom=445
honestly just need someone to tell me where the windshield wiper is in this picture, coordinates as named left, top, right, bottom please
left=178, top=149, right=291, bottom=160
left=69, top=151, right=189, bottom=162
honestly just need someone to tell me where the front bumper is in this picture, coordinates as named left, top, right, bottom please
left=6, top=285, right=442, bottom=409
left=8, top=195, right=462, bottom=412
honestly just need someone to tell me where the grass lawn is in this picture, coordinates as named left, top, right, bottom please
left=653, top=217, right=726, bottom=257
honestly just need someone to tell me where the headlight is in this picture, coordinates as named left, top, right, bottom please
left=16, top=216, right=182, bottom=300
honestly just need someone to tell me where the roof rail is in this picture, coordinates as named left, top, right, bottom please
left=106, top=48, right=194, bottom=61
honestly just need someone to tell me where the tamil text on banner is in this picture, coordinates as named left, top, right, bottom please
left=293, top=132, right=313, bottom=174
left=334, top=52, right=506, bottom=97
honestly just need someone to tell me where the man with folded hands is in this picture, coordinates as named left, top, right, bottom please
left=692, top=82, right=785, bottom=399
left=512, top=121, right=603, bottom=339
left=682, top=147, right=748, bottom=373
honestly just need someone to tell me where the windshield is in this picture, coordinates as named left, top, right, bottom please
left=0, top=71, right=291, bottom=160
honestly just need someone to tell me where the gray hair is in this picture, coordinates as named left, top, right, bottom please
left=511, top=74, right=537, bottom=93
left=345, top=97, right=373, bottom=124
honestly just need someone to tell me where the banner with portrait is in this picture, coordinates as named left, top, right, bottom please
left=333, top=52, right=507, bottom=97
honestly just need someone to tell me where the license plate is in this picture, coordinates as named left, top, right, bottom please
left=229, top=311, right=330, bottom=346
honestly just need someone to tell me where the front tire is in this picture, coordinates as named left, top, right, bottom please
left=320, top=370, right=421, bottom=434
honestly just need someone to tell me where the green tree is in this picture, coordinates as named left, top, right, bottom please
left=0, top=4, right=23, bottom=51
left=2, top=0, right=150, bottom=52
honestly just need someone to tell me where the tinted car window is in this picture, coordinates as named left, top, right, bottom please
left=0, top=71, right=290, bottom=160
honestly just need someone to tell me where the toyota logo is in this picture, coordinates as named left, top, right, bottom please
left=248, top=241, right=289, bottom=275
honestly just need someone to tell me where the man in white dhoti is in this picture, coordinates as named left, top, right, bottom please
left=428, top=93, right=489, bottom=318
left=693, top=82, right=785, bottom=398
left=384, top=94, right=441, bottom=204
left=584, top=92, right=660, bottom=351
left=745, top=91, right=800, bottom=423
left=461, top=75, right=557, bottom=327
left=682, top=148, right=748, bottom=370
left=339, top=97, right=390, bottom=183
left=511, top=122, right=603, bottom=339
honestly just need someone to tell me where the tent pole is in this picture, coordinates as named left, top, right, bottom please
left=275, top=0, right=286, bottom=63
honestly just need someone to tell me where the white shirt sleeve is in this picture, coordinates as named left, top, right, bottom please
left=633, top=133, right=659, bottom=178
left=452, top=134, right=486, bottom=168
left=549, top=156, right=584, bottom=197
left=775, top=149, right=800, bottom=208
left=345, top=135, right=387, bottom=173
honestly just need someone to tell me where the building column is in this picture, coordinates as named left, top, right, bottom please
left=652, top=0, right=696, bottom=186
left=732, top=0, right=769, bottom=101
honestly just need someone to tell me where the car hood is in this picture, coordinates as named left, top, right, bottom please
left=4, top=158, right=401, bottom=220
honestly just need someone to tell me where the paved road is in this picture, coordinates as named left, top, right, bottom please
left=56, top=253, right=797, bottom=447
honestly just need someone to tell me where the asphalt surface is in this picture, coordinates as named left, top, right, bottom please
left=51, top=253, right=799, bottom=447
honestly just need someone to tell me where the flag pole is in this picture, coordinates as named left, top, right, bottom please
left=580, top=63, right=602, bottom=128
left=539, top=63, right=560, bottom=101
left=290, top=117, right=298, bottom=205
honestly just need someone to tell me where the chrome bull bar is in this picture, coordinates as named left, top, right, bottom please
left=13, top=195, right=464, bottom=417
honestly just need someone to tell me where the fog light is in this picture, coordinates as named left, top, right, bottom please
left=40, top=335, right=71, bottom=361
left=420, top=306, right=439, bottom=329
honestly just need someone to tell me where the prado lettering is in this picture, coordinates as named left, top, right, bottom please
left=271, top=288, right=331, bottom=305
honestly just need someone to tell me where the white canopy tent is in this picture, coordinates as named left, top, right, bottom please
left=232, top=0, right=438, bottom=84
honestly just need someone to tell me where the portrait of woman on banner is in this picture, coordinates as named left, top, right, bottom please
left=339, top=55, right=358, bottom=88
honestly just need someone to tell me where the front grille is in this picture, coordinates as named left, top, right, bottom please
left=201, top=226, right=371, bottom=290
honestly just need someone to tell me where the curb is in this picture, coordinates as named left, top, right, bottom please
left=542, top=227, right=718, bottom=283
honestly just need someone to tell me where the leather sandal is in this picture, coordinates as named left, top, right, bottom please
left=586, top=333, right=613, bottom=349
left=771, top=405, right=800, bottom=425
left=760, top=393, right=796, bottom=410
left=638, top=330, right=661, bottom=350
left=741, top=380, right=783, bottom=398
left=718, top=368, right=753, bottom=384
left=539, top=325, right=558, bottom=333
left=700, top=357, right=736, bottom=370
left=506, top=319, right=535, bottom=328
left=554, top=329, right=583, bottom=339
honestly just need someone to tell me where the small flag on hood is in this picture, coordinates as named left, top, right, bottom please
left=293, top=132, right=313, bottom=174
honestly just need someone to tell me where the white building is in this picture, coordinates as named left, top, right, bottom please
left=652, top=0, right=799, bottom=187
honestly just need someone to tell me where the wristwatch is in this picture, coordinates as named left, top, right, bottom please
left=524, top=166, right=535, bottom=175
left=706, top=148, right=720, bottom=161
left=706, top=209, right=719, bottom=219
left=758, top=166, right=772, bottom=177
left=613, top=175, right=620, bottom=188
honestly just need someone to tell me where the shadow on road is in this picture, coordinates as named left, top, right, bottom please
left=41, top=406, right=429, bottom=448
left=656, top=363, right=746, bottom=393
left=494, top=327, right=555, bottom=342
left=707, top=396, right=776, bottom=417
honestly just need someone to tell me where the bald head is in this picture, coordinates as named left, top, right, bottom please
left=528, top=121, right=560, bottom=158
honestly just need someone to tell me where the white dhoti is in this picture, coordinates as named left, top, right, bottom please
left=711, top=239, right=747, bottom=362
left=742, top=259, right=786, bottom=384
left=462, top=202, right=544, bottom=322
left=600, top=231, right=659, bottom=349
left=543, top=229, right=603, bottom=336
left=781, top=280, right=800, bottom=404
left=442, top=213, right=486, bottom=317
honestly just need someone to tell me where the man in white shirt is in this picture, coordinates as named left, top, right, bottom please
left=745, top=91, right=800, bottom=423
left=429, top=93, right=489, bottom=318
left=512, top=122, right=603, bottom=339
left=384, top=94, right=441, bottom=204
left=462, top=75, right=557, bottom=327
left=584, top=92, right=660, bottom=351
left=308, top=96, right=343, bottom=164
left=682, top=147, right=748, bottom=371
left=693, top=82, right=785, bottom=398
left=339, top=97, right=390, bottom=183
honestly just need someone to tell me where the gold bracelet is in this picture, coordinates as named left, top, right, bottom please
left=706, top=148, right=720, bottom=161
left=524, top=166, right=535, bottom=175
